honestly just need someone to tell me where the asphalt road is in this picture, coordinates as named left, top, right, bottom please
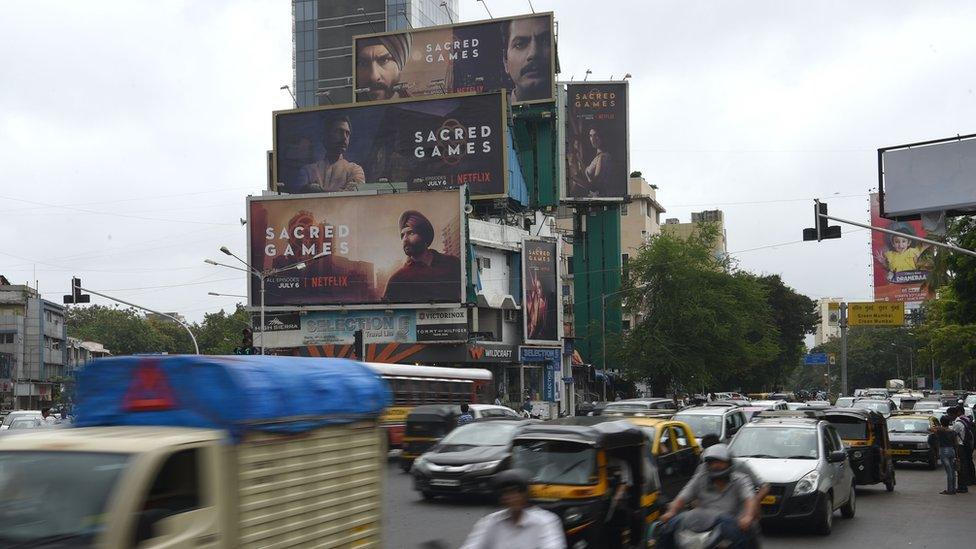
left=383, top=460, right=976, bottom=548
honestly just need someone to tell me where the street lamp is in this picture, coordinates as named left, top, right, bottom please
left=208, top=291, right=247, bottom=298
left=205, top=248, right=326, bottom=355
left=600, top=282, right=650, bottom=400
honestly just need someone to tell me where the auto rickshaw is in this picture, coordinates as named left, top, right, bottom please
left=400, top=404, right=459, bottom=472
left=823, top=408, right=896, bottom=491
left=607, top=413, right=702, bottom=499
left=510, top=417, right=662, bottom=548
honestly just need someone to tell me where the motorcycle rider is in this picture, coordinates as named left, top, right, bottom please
left=655, top=444, right=759, bottom=549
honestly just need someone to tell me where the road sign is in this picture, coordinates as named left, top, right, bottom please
left=847, top=302, right=905, bottom=326
left=829, top=353, right=836, bottom=365
left=804, top=353, right=829, bottom=365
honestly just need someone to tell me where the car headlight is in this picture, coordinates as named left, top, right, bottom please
left=794, top=470, right=820, bottom=496
left=852, top=450, right=863, bottom=460
left=412, top=456, right=429, bottom=472
left=467, top=460, right=502, bottom=473
left=563, top=506, right=586, bottom=526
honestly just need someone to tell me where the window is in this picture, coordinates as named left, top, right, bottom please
left=621, top=204, right=628, bottom=216
left=658, top=428, right=673, bottom=454
left=672, top=425, right=691, bottom=449
left=133, top=449, right=201, bottom=544
left=0, top=333, right=13, bottom=344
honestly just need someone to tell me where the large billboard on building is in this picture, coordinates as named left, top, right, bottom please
left=871, top=193, right=933, bottom=303
left=254, top=308, right=468, bottom=348
left=248, top=189, right=465, bottom=308
left=353, top=13, right=555, bottom=106
left=522, top=237, right=559, bottom=344
left=273, top=92, right=507, bottom=198
left=879, top=133, right=976, bottom=219
left=563, top=82, right=629, bottom=200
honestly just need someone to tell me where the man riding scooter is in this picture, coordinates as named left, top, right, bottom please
left=655, top=444, right=760, bottom=549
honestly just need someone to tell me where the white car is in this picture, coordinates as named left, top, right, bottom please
left=752, top=400, right=789, bottom=411
left=468, top=404, right=521, bottom=419
left=0, top=411, right=44, bottom=430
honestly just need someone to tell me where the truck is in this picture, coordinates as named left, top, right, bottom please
left=0, top=354, right=390, bottom=548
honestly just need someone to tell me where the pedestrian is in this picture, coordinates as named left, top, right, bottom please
left=460, top=469, right=565, bottom=549
left=951, top=406, right=975, bottom=487
left=933, top=415, right=960, bottom=495
left=457, top=403, right=474, bottom=426
left=522, top=397, right=534, bottom=418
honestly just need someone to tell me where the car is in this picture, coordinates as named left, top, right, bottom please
left=672, top=406, right=749, bottom=444
left=863, top=388, right=889, bottom=399
left=912, top=400, right=943, bottom=415
left=601, top=398, right=676, bottom=415
left=887, top=414, right=940, bottom=468
left=620, top=416, right=701, bottom=498
left=730, top=415, right=856, bottom=535
left=468, top=404, right=521, bottom=419
left=740, top=406, right=770, bottom=421
left=851, top=398, right=896, bottom=417
left=752, top=400, right=789, bottom=411
left=411, top=418, right=533, bottom=499
left=834, top=397, right=857, bottom=408
left=769, top=392, right=796, bottom=402
left=0, top=411, right=43, bottom=430
left=964, top=394, right=976, bottom=410
left=803, top=401, right=832, bottom=409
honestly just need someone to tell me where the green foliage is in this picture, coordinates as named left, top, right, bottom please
left=811, top=327, right=919, bottom=390
left=615, top=224, right=788, bottom=394
left=67, top=304, right=250, bottom=356
left=746, top=275, right=818, bottom=390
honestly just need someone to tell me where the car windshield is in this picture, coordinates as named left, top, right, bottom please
left=914, top=401, right=940, bottom=410
left=439, top=422, right=518, bottom=446
left=835, top=398, right=855, bottom=407
left=826, top=417, right=868, bottom=440
left=512, top=440, right=597, bottom=485
left=7, top=419, right=42, bottom=430
left=888, top=419, right=932, bottom=433
left=966, top=396, right=976, bottom=407
left=730, top=427, right=819, bottom=459
left=853, top=401, right=890, bottom=414
left=674, top=413, right=722, bottom=438
left=0, top=451, right=130, bottom=545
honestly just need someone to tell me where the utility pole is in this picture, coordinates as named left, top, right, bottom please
left=839, top=302, right=849, bottom=396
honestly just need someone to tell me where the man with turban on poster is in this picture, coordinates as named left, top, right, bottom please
left=356, top=34, right=412, bottom=101
left=383, top=210, right=462, bottom=303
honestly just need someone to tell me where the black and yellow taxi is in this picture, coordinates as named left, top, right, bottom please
left=605, top=413, right=703, bottom=498
left=887, top=412, right=940, bottom=468
left=511, top=417, right=662, bottom=549
left=823, top=408, right=896, bottom=491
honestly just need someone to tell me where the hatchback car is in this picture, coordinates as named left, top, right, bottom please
left=730, top=416, right=856, bottom=535
left=0, top=411, right=43, bottom=430
left=672, top=406, right=749, bottom=444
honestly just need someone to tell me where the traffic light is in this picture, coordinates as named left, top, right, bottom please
left=802, top=201, right=841, bottom=242
left=352, top=329, right=364, bottom=360
left=63, top=277, right=91, bottom=304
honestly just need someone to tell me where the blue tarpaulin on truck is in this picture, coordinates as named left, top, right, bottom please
left=73, top=355, right=390, bottom=440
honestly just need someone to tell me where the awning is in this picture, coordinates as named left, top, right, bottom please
left=476, top=293, right=519, bottom=310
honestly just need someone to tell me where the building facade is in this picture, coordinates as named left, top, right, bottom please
left=292, top=0, right=457, bottom=107
left=662, top=209, right=728, bottom=262
left=0, top=283, right=67, bottom=410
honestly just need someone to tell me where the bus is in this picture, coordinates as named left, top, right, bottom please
left=363, top=363, right=492, bottom=449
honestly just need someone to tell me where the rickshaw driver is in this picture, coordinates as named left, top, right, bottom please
left=655, top=444, right=759, bottom=549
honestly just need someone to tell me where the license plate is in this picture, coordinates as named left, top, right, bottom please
left=761, top=495, right=778, bottom=505
left=430, top=479, right=461, bottom=487
left=891, top=450, right=911, bottom=455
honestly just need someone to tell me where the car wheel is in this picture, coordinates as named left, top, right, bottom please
left=812, top=493, right=833, bottom=535
left=421, top=490, right=435, bottom=501
left=885, top=471, right=895, bottom=492
left=840, top=484, right=856, bottom=519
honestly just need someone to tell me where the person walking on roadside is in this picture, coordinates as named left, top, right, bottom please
left=456, top=403, right=475, bottom=426
left=951, top=406, right=975, bottom=488
left=460, top=469, right=566, bottom=549
left=933, top=415, right=960, bottom=495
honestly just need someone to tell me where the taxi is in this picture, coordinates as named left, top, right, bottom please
left=605, top=412, right=702, bottom=498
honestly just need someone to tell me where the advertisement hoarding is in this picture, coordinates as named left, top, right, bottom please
left=563, top=82, right=629, bottom=200
left=273, top=92, right=507, bottom=198
left=248, top=189, right=465, bottom=308
left=353, top=13, right=555, bottom=106
left=520, top=346, right=561, bottom=402
left=522, top=237, right=560, bottom=344
left=870, top=193, right=933, bottom=303
left=879, top=133, right=976, bottom=219
left=254, top=308, right=468, bottom=348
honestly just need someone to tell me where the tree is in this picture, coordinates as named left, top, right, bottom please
left=744, top=275, right=818, bottom=390
left=615, top=224, right=780, bottom=394
left=811, top=327, right=919, bottom=390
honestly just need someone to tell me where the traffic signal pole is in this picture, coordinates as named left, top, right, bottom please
left=839, top=302, right=848, bottom=397
left=815, top=205, right=976, bottom=257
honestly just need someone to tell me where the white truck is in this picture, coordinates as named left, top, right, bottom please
left=0, top=355, right=390, bottom=548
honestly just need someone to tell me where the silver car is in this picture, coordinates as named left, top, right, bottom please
left=730, top=415, right=855, bottom=535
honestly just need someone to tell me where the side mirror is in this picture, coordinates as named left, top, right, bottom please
left=828, top=450, right=847, bottom=463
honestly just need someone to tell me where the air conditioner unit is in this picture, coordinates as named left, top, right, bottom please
left=504, top=309, right=518, bottom=323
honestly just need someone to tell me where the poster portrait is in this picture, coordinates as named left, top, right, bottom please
left=522, top=237, right=559, bottom=343
left=564, top=82, right=629, bottom=200
left=871, top=193, right=933, bottom=303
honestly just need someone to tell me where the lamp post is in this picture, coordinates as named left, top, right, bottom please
left=205, top=247, right=327, bottom=354
left=600, top=282, right=649, bottom=400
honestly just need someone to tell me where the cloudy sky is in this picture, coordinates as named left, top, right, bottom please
left=1, top=0, right=974, bottom=324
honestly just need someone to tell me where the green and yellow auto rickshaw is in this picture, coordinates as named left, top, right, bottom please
left=510, top=417, right=663, bottom=549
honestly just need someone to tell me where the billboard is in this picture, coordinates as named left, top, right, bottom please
left=248, top=189, right=465, bottom=308
left=254, top=308, right=468, bottom=348
left=879, top=133, right=976, bottom=219
left=273, top=92, right=507, bottom=197
left=522, top=237, right=559, bottom=344
left=563, top=82, right=629, bottom=200
left=353, top=13, right=555, bottom=106
left=871, top=193, right=933, bottom=303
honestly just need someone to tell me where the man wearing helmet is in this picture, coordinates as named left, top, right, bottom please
left=655, top=444, right=759, bottom=549
left=460, top=469, right=565, bottom=549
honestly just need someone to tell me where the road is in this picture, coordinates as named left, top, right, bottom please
left=383, top=461, right=975, bottom=548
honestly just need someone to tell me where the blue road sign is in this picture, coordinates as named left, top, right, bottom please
left=804, top=353, right=829, bottom=365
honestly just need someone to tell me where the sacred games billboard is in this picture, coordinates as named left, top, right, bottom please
left=564, top=82, right=629, bottom=200
left=248, top=189, right=466, bottom=308
left=870, top=193, right=933, bottom=304
left=522, top=237, right=560, bottom=344
left=353, top=13, right=555, bottom=106
left=273, top=92, right=507, bottom=198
